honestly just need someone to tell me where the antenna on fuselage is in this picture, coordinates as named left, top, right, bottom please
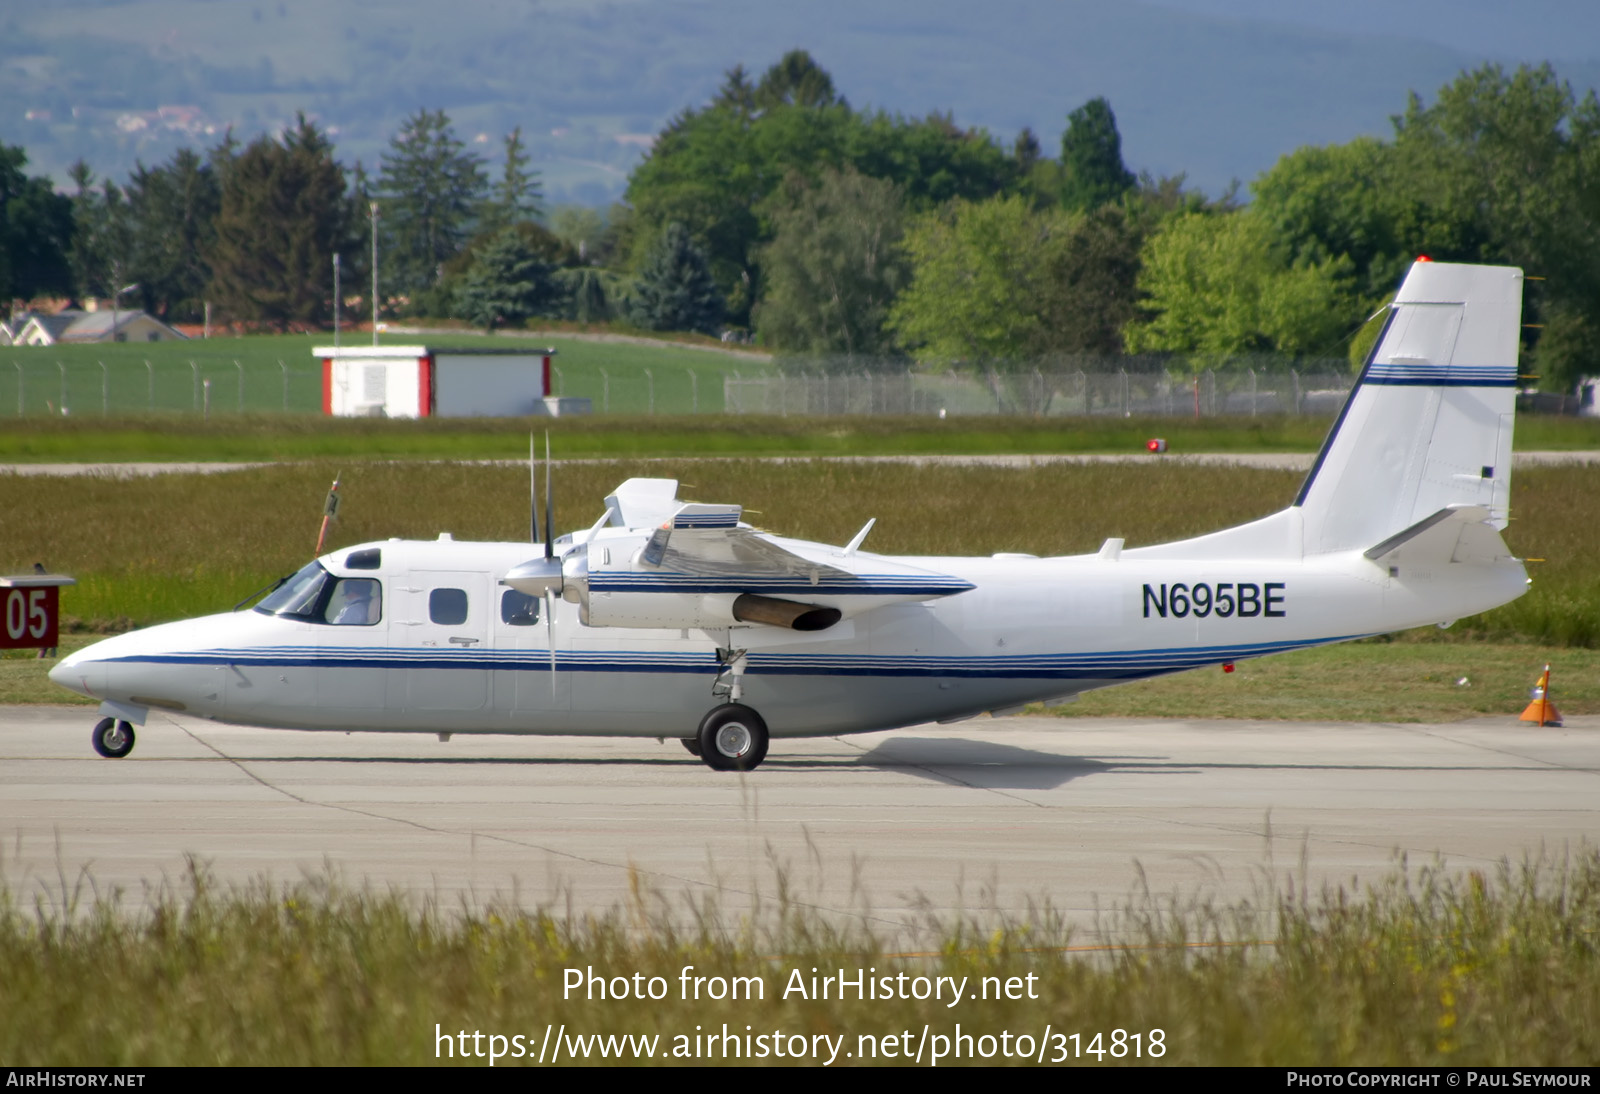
left=313, top=472, right=342, bottom=558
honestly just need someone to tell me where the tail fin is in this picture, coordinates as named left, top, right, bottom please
left=1295, top=260, right=1523, bottom=556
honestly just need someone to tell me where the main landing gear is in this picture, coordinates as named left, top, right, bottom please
left=694, top=703, right=769, bottom=771
left=91, top=717, right=136, bottom=758
left=689, top=645, right=769, bottom=771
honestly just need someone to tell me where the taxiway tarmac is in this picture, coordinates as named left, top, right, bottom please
left=3, top=706, right=1597, bottom=932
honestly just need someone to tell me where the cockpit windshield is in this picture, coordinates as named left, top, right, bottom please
left=254, top=561, right=330, bottom=619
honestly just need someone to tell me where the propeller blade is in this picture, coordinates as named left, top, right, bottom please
left=529, top=434, right=540, bottom=545
left=546, top=588, right=558, bottom=693
left=543, top=432, right=555, bottom=561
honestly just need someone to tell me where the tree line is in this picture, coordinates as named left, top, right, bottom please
left=0, top=110, right=557, bottom=333
left=2, top=52, right=1596, bottom=389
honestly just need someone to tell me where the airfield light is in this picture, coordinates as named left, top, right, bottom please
left=1416, top=255, right=1432, bottom=262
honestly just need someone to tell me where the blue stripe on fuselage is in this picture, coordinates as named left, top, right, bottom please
left=98, top=634, right=1365, bottom=681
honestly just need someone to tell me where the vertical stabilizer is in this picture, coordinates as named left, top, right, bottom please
left=1295, top=260, right=1523, bottom=556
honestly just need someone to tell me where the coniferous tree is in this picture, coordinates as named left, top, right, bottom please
left=628, top=222, right=724, bottom=334
left=712, top=64, right=757, bottom=118
left=377, top=109, right=487, bottom=301
left=207, top=115, right=354, bottom=328
left=1059, top=97, right=1136, bottom=213
left=0, top=143, right=74, bottom=305
left=66, top=161, right=126, bottom=302
left=453, top=226, right=559, bottom=331
left=754, top=49, right=842, bottom=111
left=480, top=126, right=543, bottom=235
left=1012, top=128, right=1042, bottom=174
left=124, top=147, right=219, bottom=321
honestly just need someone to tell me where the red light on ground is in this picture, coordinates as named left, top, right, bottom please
left=1146, top=438, right=1167, bottom=453
left=1416, top=255, right=1432, bottom=262
left=1223, top=662, right=1235, bottom=673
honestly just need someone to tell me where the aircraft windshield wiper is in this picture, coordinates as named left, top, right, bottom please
left=233, top=573, right=295, bottom=612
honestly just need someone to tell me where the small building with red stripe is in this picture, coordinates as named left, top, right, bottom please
left=313, top=344, right=586, bottom=418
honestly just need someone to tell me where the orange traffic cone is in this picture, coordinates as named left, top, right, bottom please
left=1520, top=664, right=1563, bottom=727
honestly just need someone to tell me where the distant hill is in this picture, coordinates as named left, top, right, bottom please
left=4, top=0, right=1597, bottom=203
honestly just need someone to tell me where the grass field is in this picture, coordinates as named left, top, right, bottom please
left=2, top=849, right=1597, bottom=1065
left=1, top=331, right=773, bottom=417
left=0, top=411, right=1341, bottom=461
left=1, top=411, right=1598, bottom=463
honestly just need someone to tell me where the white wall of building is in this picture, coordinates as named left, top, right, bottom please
left=314, top=346, right=555, bottom=419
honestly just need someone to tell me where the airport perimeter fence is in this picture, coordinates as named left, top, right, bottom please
left=724, top=364, right=1356, bottom=417
left=4, top=356, right=327, bottom=417
left=3, top=353, right=1357, bottom=419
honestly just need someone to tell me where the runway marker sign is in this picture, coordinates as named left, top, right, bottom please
left=1, top=575, right=74, bottom=650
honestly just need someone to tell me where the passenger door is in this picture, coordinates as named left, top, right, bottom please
left=393, top=571, right=490, bottom=712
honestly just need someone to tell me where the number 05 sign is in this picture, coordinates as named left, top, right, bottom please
left=0, top=575, right=75, bottom=650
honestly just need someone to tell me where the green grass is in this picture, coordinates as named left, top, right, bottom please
left=2, top=461, right=1595, bottom=646
left=1, top=330, right=772, bottom=417
left=1514, top=414, right=1600, bottom=449
left=1048, top=640, right=1600, bottom=720
left=0, top=410, right=1595, bottom=464
left=0, top=411, right=1336, bottom=462
left=2, top=850, right=1598, bottom=1065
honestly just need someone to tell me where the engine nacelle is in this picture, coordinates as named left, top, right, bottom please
left=580, top=590, right=840, bottom=631
left=583, top=590, right=738, bottom=629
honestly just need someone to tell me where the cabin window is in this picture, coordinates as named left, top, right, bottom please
left=345, top=548, right=381, bottom=570
left=429, top=588, right=469, bottom=625
left=500, top=589, right=540, bottom=626
left=325, top=578, right=382, bottom=625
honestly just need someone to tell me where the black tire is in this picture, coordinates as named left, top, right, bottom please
left=696, top=704, right=768, bottom=772
left=91, top=717, right=135, bottom=759
left=680, top=738, right=702, bottom=757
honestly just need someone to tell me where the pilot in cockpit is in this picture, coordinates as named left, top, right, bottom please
left=329, top=579, right=381, bottom=625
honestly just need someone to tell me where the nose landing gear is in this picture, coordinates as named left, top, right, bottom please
left=91, top=717, right=136, bottom=758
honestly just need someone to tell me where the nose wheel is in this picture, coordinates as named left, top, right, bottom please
left=91, top=717, right=136, bottom=759
left=696, top=704, right=769, bottom=771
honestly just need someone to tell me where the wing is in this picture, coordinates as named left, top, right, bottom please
left=510, top=480, right=974, bottom=632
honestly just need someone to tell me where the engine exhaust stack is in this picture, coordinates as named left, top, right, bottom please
left=733, top=594, right=841, bottom=632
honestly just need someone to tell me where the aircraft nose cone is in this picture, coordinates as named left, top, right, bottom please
left=48, top=653, right=101, bottom=698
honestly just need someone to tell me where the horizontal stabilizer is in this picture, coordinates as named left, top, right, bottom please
left=1363, top=504, right=1512, bottom=568
left=671, top=502, right=742, bottom=530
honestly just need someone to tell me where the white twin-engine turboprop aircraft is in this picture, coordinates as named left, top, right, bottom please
left=52, top=260, right=1531, bottom=770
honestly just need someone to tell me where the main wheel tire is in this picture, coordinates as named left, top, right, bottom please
left=91, top=717, right=136, bottom=759
left=680, top=738, right=702, bottom=757
left=696, top=704, right=769, bottom=772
